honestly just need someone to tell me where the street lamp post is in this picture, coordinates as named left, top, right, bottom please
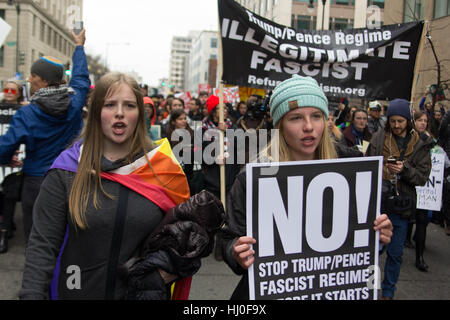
left=321, top=0, right=327, bottom=31
left=308, top=0, right=327, bottom=31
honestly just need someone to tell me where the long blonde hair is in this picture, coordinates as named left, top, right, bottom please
left=262, top=113, right=337, bottom=162
left=68, top=73, right=154, bottom=229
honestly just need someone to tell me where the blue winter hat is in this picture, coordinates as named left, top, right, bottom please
left=270, top=75, right=329, bottom=125
left=386, top=99, right=412, bottom=121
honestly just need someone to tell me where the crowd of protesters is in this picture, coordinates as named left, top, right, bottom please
left=0, top=27, right=448, bottom=301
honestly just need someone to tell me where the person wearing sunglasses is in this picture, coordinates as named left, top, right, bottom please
left=0, top=80, right=26, bottom=253
left=1, top=80, right=26, bottom=106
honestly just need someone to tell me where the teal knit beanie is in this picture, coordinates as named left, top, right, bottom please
left=270, top=75, right=329, bottom=125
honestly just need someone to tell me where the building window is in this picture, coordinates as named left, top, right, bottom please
left=32, top=15, right=37, bottom=37
left=292, top=15, right=312, bottom=30
left=349, top=19, right=354, bottom=29
left=40, top=21, right=45, bottom=41
left=211, top=38, right=218, bottom=48
left=370, top=0, right=385, bottom=9
left=403, top=0, right=425, bottom=22
left=434, top=0, right=450, bottom=19
left=334, top=18, right=349, bottom=30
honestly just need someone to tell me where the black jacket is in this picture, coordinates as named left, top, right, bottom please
left=120, top=190, right=225, bottom=300
left=438, top=111, right=450, bottom=159
left=366, top=129, right=433, bottom=218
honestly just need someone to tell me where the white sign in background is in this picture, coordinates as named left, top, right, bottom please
left=0, top=17, right=12, bottom=48
left=416, top=152, right=445, bottom=211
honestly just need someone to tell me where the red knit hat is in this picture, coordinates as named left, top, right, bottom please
left=206, top=95, right=219, bottom=114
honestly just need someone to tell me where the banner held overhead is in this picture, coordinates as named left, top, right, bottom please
left=218, top=0, right=423, bottom=100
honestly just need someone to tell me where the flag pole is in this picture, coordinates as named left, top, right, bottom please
left=217, top=4, right=226, bottom=209
left=410, top=21, right=428, bottom=111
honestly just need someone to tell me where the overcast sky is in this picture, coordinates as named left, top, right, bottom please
left=82, top=0, right=219, bottom=87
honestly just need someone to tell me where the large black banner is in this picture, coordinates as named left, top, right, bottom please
left=219, top=0, right=423, bottom=100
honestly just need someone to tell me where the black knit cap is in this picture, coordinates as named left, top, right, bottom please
left=30, top=56, right=64, bottom=83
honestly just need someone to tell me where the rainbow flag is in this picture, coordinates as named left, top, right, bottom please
left=49, top=138, right=191, bottom=300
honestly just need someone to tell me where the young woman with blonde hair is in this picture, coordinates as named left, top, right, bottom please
left=19, top=72, right=194, bottom=300
left=220, top=75, right=393, bottom=299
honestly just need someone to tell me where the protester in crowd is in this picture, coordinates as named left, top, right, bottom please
left=334, top=97, right=349, bottom=127
left=234, top=101, right=247, bottom=121
left=201, top=95, right=239, bottom=200
left=162, top=98, right=185, bottom=125
left=407, top=111, right=449, bottom=271
left=438, top=110, right=450, bottom=236
left=366, top=99, right=433, bottom=299
left=160, top=95, right=174, bottom=121
left=367, top=101, right=386, bottom=135
left=327, top=113, right=362, bottom=158
left=328, top=113, right=343, bottom=142
left=198, top=91, right=209, bottom=109
left=0, top=80, right=26, bottom=253
left=139, top=83, right=148, bottom=97
left=337, top=104, right=357, bottom=132
left=1, top=80, right=26, bottom=105
left=0, top=29, right=90, bottom=244
left=162, top=97, right=191, bottom=135
left=143, top=96, right=161, bottom=141
left=18, top=72, right=211, bottom=300
left=403, top=111, right=431, bottom=249
left=220, top=75, right=393, bottom=300
left=188, top=98, right=204, bottom=122
left=234, top=95, right=272, bottom=167
left=342, top=108, right=372, bottom=154
left=419, top=99, right=444, bottom=138
left=166, top=108, right=197, bottom=193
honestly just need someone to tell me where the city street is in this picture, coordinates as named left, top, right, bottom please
left=1, top=204, right=449, bottom=300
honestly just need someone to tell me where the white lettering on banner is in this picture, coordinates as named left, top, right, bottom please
left=0, top=108, right=17, bottom=116
left=306, top=173, right=349, bottom=252
left=354, top=172, right=372, bottom=247
left=224, top=19, right=408, bottom=64
left=1, top=123, right=9, bottom=135
left=258, top=176, right=303, bottom=257
left=393, top=41, right=411, bottom=60
left=244, top=10, right=391, bottom=46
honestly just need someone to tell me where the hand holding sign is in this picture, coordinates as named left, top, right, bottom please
left=9, top=150, right=23, bottom=168
left=233, top=236, right=256, bottom=269
left=374, top=214, right=393, bottom=245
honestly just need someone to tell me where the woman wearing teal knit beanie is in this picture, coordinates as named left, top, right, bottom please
left=219, top=74, right=394, bottom=299
left=267, top=74, right=335, bottom=162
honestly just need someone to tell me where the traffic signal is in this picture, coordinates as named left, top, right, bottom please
left=18, top=51, right=25, bottom=65
left=161, top=81, right=166, bottom=87
left=65, top=62, right=71, bottom=76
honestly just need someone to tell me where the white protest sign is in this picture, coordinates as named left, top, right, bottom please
left=0, top=17, right=12, bottom=48
left=416, top=152, right=445, bottom=211
left=246, top=157, right=383, bottom=300
left=0, top=105, right=25, bottom=184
